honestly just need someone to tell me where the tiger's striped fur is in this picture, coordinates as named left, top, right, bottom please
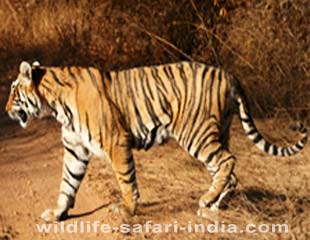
left=5, top=61, right=307, bottom=222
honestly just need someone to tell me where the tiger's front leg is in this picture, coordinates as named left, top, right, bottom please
left=110, top=144, right=139, bottom=216
left=41, top=133, right=91, bottom=222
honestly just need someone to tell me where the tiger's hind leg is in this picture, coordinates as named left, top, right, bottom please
left=208, top=111, right=238, bottom=211
left=192, top=123, right=237, bottom=216
left=198, top=147, right=236, bottom=209
left=209, top=172, right=237, bottom=211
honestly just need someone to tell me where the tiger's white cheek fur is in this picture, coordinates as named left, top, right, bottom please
left=55, top=106, right=70, bottom=126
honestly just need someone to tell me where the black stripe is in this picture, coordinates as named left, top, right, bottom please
left=118, top=158, right=135, bottom=176
left=179, top=63, right=188, bottom=101
left=121, top=171, right=136, bottom=184
left=272, top=145, right=278, bottom=155
left=65, top=163, right=84, bottom=181
left=264, top=141, right=271, bottom=153
left=301, top=137, right=307, bottom=144
left=24, top=100, right=28, bottom=108
left=253, top=134, right=263, bottom=144
left=65, top=147, right=88, bottom=165
left=50, top=69, right=65, bottom=87
left=85, top=112, right=92, bottom=141
left=300, top=128, right=307, bottom=134
left=99, top=125, right=103, bottom=148
left=219, top=155, right=235, bottom=164
left=88, top=68, right=106, bottom=147
left=207, top=68, right=216, bottom=117
left=206, top=145, right=222, bottom=163
left=287, top=148, right=294, bottom=155
left=116, top=72, right=127, bottom=117
left=246, top=129, right=257, bottom=135
left=281, top=148, right=286, bottom=156
left=65, top=146, right=79, bottom=159
left=77, top=158, right=89, bottom=165
left=164, top=66, right=181, bottom=103
left=76, top=67, right=83, bottom=79
left=63, top=177, right=77, bottom=192
left=295, top=143, right=303, bottom=150
left=16, top=89, right=22, bottom=102
left=63, top=103, right=73, bottom=120
left=67, top=67, right=78, bottom=83
left=60, top=191, right=74, bottom=199
left=60, top=191, right=75, bottom=207
left=63, top=103, right=73, bottom=121
left=144, top=69, right=155, bottom=100
left=240, top=117, right=251, bottom=123
left=87, top=68, right=98, bottom=88
left=217, top=70, right=223, bottom=118
left=158, top=88, right=173, bottom=121
left=194, top=134, right=219, bottom=158
left=115, top=71, right=129, bottom=123
left=47, top=101, right=58, bottom=117
left=105, top=71, right=112, bottom=83
left=28, top=97, right=36, bottom=108
left=41, top=82, right=53, bottom=94
left=133, top=70, right=140, bottom=97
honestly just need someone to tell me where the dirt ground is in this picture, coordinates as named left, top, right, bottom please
left=0, top=89, right=309, bottom=240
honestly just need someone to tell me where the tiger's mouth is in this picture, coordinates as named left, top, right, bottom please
left=18, top=109, right=28, bottom=124
left=8, top=109, right=29, bottom=128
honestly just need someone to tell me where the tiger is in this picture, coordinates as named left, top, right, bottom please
left=5, top=60, right=307, bottom=222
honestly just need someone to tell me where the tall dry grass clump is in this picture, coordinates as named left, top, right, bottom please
left=219, top=0, right=309, bottom=121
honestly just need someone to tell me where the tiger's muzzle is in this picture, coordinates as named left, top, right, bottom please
left=7, top=108, right=29, bottom=128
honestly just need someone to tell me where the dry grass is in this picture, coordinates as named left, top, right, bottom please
left=220, top=0, right=310, bottom=121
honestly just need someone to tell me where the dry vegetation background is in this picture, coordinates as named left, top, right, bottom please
left=0, top=0, right=310, bottom=240
left=0, top=0, right=309, bottom=120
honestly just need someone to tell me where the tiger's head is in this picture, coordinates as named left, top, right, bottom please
left=5, top=61, right=44, bottom=128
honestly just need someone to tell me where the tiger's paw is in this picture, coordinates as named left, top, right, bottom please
left=110, top=203, right=134, bottom=219
left=41, top=208, right=67, bottom=222
left=198, top=193, right=215, bottom=208
left=197, top=207, right=219, bottom=221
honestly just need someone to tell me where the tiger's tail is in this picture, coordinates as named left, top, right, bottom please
left=231, top=78, right=307, bottom=156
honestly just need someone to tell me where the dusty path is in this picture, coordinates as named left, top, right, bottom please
left=0, top=118, right=111, bottom=240
left=0, top=104, right=309, bottom=239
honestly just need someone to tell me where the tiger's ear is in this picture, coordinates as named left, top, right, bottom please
left=19, top=61, right=32, bottom=79
left=32, top=61, right=40, bottom=67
